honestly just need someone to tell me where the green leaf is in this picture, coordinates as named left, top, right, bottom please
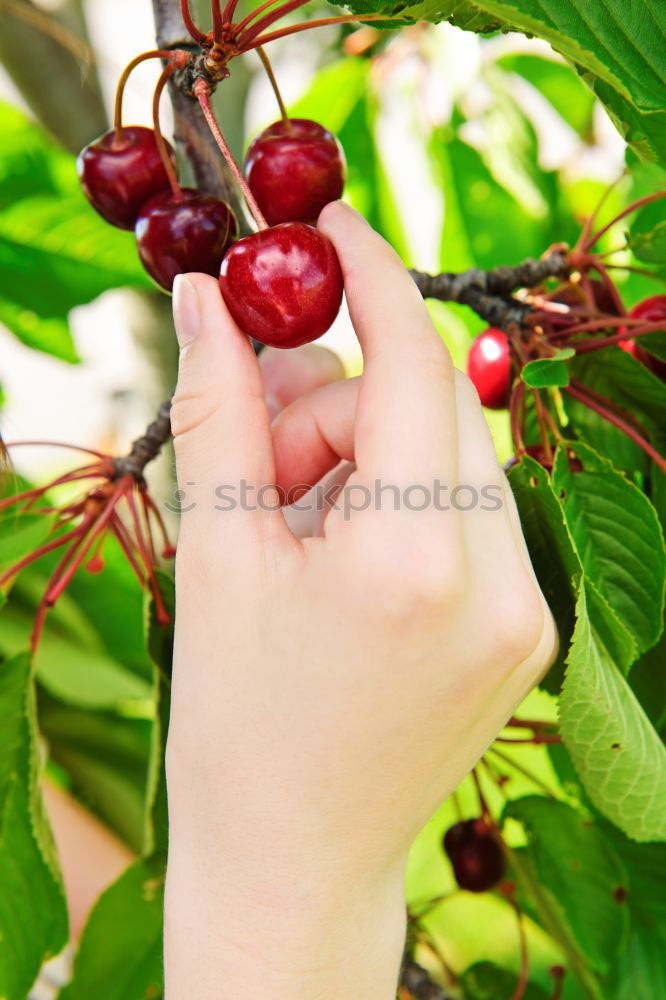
left=601, top=824, right=666, bottom=999
left=626, top=197, right=666, bottom=268
left=504, top=797, right=629, bottom=976
left=0, top=102, right=151, bottom=360
left=566, top=348, right=666, bottom=474
left=522, top=350, right=574, bottom=389
left=559, top=585, right=666, bottom=842
left=553, top=441, right=666, bottom=656
left=287, top=57, right=370, bottom=135
left=460, top=960, right=548, bottom=1000
left=497, top=53, right=595, bottom=137
left=60, top=854, right=165, bottom=1000
left=508, top=456, right=581, bottom=693
left=0, top=652, right=68, bottom=999
left=38, top=691, right=152, bottom=853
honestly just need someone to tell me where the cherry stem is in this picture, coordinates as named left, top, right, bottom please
left=222, top=0, right=242, bottom=23
left=5, top=440, right=106, bottom=458
left=113, top=50, right=175, bottom=131
left=496, top=734, right=562, bottom=745
left=565, top=380, right=666, bottom=472
left=510, top=381, right=527, bottom=455
left=508, top=897, right=530, bottom=1000
left=46, top=480, right=130, bottom=605
left=256, top=45, right=289, bottom=125
left=471, top=767, right=492, bottom=823
left=153, top=62, right=182, bottom=200
left=582, top=190, right=666, bottom=252
left=180, top=0, right=207, bottom=43
left=0, top=521, right=87, bottom=587
left=194, top=79, right=269, bottom=230
left=240, top=13, right=393, bottom=52
left=531, top=390, right=553, bottom=465
left=212, top=0, right=224, bottom=42
left=238, top=0, right=312, bottom=48
left=507, top=716, right=557, bottom=731
left=31, top=527, right=93, bottom=651
left=573, top=320, right=664, bottom=353
left=125, top=490, right=171, bottom=624
left=110, top=513, right=147, bottom=587
left=235, top=0, right=288, bottom=35
left=487, top=747, right=559, bottom=800
left=576, top=173, right=625, bottom=251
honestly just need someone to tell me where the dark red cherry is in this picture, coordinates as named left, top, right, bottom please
left=219, top=223, right=343, bottom=348
left=622, top=295, right=666, bottom=378
left=244, top=119, right=346, bottom=226
left=443, top=819, right=505, bottom=893
left=77, top=126, right=178, bottom=230
left=466, top=327, right=511, bottom=409
left=135, top=188, right=238, bottom=292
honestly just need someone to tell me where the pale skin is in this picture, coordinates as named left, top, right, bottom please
left=165, top=201, right=558, bottom=999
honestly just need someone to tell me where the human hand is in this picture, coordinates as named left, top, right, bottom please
left=164, top=201, right=557, bottom=999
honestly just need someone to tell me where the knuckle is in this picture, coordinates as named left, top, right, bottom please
left=489, top=576, right=545, bottom=668
left=170, top=381, right=222, bottom=442
left=362, top=534, right=466, bottom=621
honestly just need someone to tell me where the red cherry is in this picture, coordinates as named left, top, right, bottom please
left=443, top=819, right=505, bottom=893
left=135, top=188, right=238, bottom=292
left=77, top=126, right=178, bottom=230
left=466, top=327, right=511, bottom=409
left=244, top=119, right=346, bottom=226
left=623, top=295, right=666, bottom=378
left=219, top=222, right=343, bottom=349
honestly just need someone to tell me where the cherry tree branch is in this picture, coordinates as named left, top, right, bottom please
left=410, top=250, right=570, bottom=328
left=399, top=958, right=454, bottom=999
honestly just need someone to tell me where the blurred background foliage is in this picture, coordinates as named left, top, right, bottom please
left=0, top=2, right=665, bottom=999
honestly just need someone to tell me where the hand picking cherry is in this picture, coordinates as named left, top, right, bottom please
left=219, top=222, right=343, bottom=348
left=443, top=819, right=506, bottom=892
left=466, top=327, right=511, bottom=409
left=244, top=119, right=346, bottom=226
left=77, top=126, right=178, bottom=230
left=136, top=188, right=238, bottom=292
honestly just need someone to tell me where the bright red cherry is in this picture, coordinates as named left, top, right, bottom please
left=443, top=819, right=505, bottom=893
left=623, top=295, right=666, bottom=378
left=77, top=126, right=178, bottom=230
left=135, top=189, right=237, bottom=292
left=466, top=327, right=511, bottom=409
left=244, top=119, right=346, bottom=226
left=219, top=222, right=343, bottom=349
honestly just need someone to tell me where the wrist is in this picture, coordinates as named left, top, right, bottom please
left=164, top=834, right=407, bottom=1000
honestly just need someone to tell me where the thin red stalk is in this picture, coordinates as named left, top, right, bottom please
left=113, top=50, right=174, bottom=130
left=471, top=767, right=492, bottom=822
left=241, top=13, right=390, bottom=51
left=153, top=62, right=182, bottom=199
left=5, top=441, right=106, bottom=457
left=508, top=903, right=529, bottom=1000
left=212, top=0, right=224, bottom=42
left=576, top=174, right=625, bottom=251
left=31, top=528, right=93, bottom=650
left=0, top=522, right=88, bottom=586
left=125, top=491, right=171, bottom=624
left=139, top=492, right=158, bottom=564
left=583, top=190, right=666, bottom=252
left=573, top=321, right=665, bottom=353
left=46, top=480, right=130, bottom=604
left=222, top=0, right=243, bottom=23
left=507, top=717, right=557, bottom=731
left=604, top=263, right=666, bottom=280
left=180, top=0, right=207, bottom=42
left=497, top=735, right=562, bottom=745
left=256, top=45, right=289, bottom=124
left=194, top=80, right=268, bottom=230
left=110, top=513, right=147, bottom=587
left=238, top=0, right=312, bottom=48
left=0, top=466, right=99, bottom=512
left=487, top=747, right=558, bottom=799
left=531, top=390, right=553, bottom=464
left=142, top=492, right=176, bottom=557
left=590, top=260, right=626, bottom=314
left=565, top=382, right=666, bottom=472
left=510, top=382, right=527, bottom=454
left=235, top=0, right=284, bottom=34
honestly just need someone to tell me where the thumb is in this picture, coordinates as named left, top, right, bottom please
left=171, top=273, right=277, bottom=550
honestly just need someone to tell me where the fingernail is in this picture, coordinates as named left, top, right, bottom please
left=173, top=275, right=201, bottom=347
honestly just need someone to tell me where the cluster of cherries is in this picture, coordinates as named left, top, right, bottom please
left=467, top=289, right=666, bottom=412
left=78, top=43, right=347, bottom=349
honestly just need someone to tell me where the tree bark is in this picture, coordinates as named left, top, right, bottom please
left=0, top=0, right=107, bottom=152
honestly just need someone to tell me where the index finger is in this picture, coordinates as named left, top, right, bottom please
left=317, top=202, right=458, bottom=490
